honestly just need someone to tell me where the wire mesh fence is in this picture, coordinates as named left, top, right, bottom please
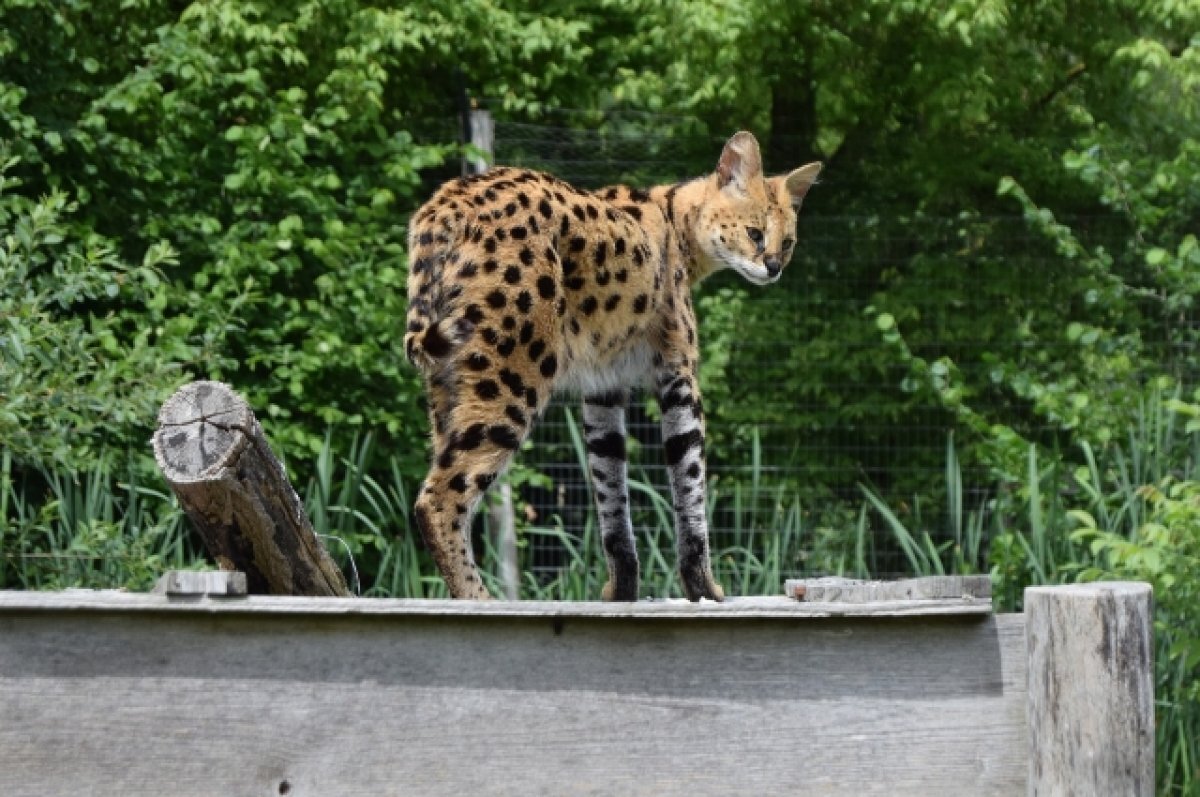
left=421, top=105, right=1196, bottom=586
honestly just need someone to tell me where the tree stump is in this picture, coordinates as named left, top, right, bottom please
left=152, top=381, right=349, bottom=596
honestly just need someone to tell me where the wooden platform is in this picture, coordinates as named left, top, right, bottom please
left=0, top=578, right=1153, bottom=796
left=0, top=586, right=1020, bottom=797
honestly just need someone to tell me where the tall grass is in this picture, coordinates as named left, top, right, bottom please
left=0, top=450, right=203, bottom=590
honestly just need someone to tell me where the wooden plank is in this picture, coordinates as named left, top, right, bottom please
left=0, top=604, right=1028, bottom=797
left=0, top=589, right=994, bottom=619
left=1025, top=582, right=1154, bottom=796
left=786, top=575, right=992, bottom=603
left=152, top=570, right=247, bottom=596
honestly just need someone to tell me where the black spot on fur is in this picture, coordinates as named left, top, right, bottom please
left=569, top=236, right=587, bottom=253
left=664, top=428, right=704, bottom=466
left=505, top=404, right=527, bottom=427
left=519, top=247, right=534, bottom=266
left=540, top=354, right=558, bottom=378
left=536, top=276, right=556, bottom=299
left=499, top=368, right=525, bottom=398
left=623, top=205, right=642, bottom=221
left=488, top=424, right=521, bottom=449
left=475, top=380, right=500, bottom=400
left=615, top=269, right=628, bottom=283
left=633, top=294, right=649, bottom=313
left=421, top=325, right=453, bottom=358
left=482, top=259, right=498, bottom=273
left=580, top=296, right=598, bottom=315
left=593, top=242, right=607, bottom=267
left=604, top=294, right=621, bottom=312
left=486, top=289, right=506, bottom=309
left=528, top=340, right=545, bottom=362
left=587, top=431, right=626, bottom=460
left=504, top=265, right=521, bottom=284
left=449, top=474, right=469, bottom=493
left=565, top=276, right=586, bottom=291
left=484, top=238, right=497, bottom=253
left=516, top=291, right=533, bottom=314
left=685, top=462, right=701, bottom=480
left=481, top=327, right=499, bottom=345
left=519, top=321, right=535, bottom=344
left=511, top=226, right=527, bottom=240
left=502, top=315, right=516, bottom=331
left=614, top=238, right=626, bottom=256
left=458, top=262, right=478, bottom=279
left=497, top=337, right=516, bottom=357
left=538, top=199, right=553, bottom=218
left=466, top=352, right=490, bottom=371
left=476, top=472, right=496, bottom=491
left=585, top=204, right=599, bottom=220
left=456, top=423, right=487, bottom=451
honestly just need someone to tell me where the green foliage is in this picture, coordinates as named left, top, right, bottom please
left=0, top=451, right=205, bottom=591
left=0, top=154, right=186, bottom=470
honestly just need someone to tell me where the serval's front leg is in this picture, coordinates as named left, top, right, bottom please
left=582, top=389, right=639, bottom=601
left=655, top=368, right=725, bottom=602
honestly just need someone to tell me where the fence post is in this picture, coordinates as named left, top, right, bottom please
left=488, top=480, right=519, bottom=600
left=1025, top=582, right=1154, bottom=796
left=465, top=108, right=494, bottom=175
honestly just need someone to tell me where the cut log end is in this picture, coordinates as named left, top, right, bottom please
left=153, top=381, right=254, bottom=483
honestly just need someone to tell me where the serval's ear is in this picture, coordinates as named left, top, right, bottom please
left=783, top=162, right=822, bottom=207
left=716, top=131, right=763, bottom=193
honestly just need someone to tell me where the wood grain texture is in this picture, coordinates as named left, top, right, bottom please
left=0, top=598, right=1028, bottom=797
left=786, top=575, right=992, bottom=603
left=152, top=381, right=348, bottom=596
left=0, top=589, right=994, bottom=619
left=1025, top=582, right=1154, bottom=797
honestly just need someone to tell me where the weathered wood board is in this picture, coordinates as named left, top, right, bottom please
left=0, top=591, right=1026, bottom=797
left=786, top=575, right=992, bottom=603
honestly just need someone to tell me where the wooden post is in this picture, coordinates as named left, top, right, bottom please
left=1025, top=582, right=1154, bottom=796
left=488, top=480, right=518, bottom=599
left=466, top=108, right=493, bottom=175
left=152, top=380, right=349, bottom=596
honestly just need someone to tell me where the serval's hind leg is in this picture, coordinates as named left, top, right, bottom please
left=414, top=379, right=539, bottom=599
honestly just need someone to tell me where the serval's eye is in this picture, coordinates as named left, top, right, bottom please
left=746, top=227, right=764, bottom=247
left=782, top=236, right=795, bottom=251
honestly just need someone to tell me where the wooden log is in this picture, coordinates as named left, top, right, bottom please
left=1025, top=582, right=1154, bottom=796
left=152, top=380, right=349, bottom=596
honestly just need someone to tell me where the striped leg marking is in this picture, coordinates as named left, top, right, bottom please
left=582, top=390, right=639, bottom=601
left=656, top=372, right=724, bottom=602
